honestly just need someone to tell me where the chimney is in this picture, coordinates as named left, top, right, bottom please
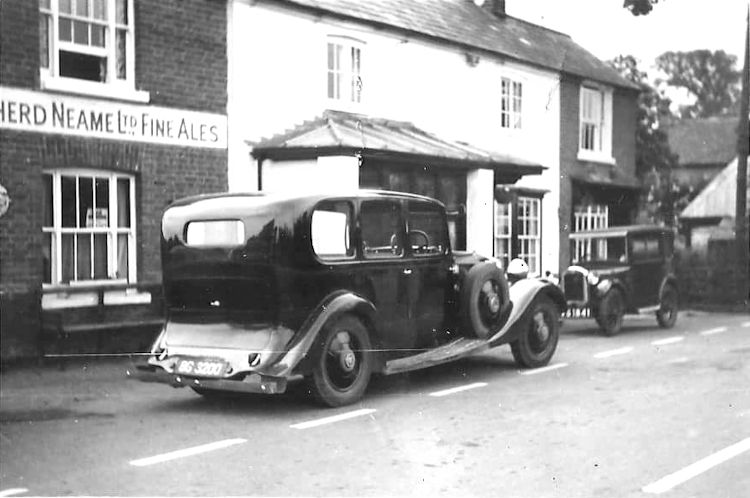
left=482, top=0, right=506, bottom=18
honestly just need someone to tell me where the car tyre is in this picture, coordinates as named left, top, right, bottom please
left=306, top=314, right=373, bottom=407
left=656, top=284, right=679, bottom=328
left=460, top=262, right=510, bottom=340
left=598, top=288, right=625, bottom=336
left=510, top=296, right=560, bottom=368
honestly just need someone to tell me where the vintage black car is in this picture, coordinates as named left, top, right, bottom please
left=130, top=190, right=566, bottom=406
left=562, top=225, right=679, bottom=336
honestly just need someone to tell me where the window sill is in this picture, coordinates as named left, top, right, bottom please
left=577, top=150, right=616, bottom=165
left=40, top=74, right=150, bottom=104
left=42, top=287, right=152, bottom=309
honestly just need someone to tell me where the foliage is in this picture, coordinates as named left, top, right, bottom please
left=623, top=0, right=658, bottom=16
left=609, top=55, right=683, bottom=225
left=655, top=50, right=741, bottom=118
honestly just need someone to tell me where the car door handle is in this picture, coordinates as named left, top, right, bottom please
left=403, top=268, right=413, bottom=275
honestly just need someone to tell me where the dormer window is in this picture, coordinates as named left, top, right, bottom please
left=327, top=37, right=363, bottom=107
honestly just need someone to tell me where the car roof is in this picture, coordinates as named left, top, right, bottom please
left=569, top=225, right=673, bottom=238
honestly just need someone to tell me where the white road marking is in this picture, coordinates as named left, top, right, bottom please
left=742, top=321, right=750, bottom=328
left=520, top=363, right=569, bottom=376
left=129, top=438, right=247, bottom=467
left=290, top=408, right=376, bottom=430
left=594, top=346, right=634, bottom=359
left=429, top=382, right=487, bottom=397
left=651, top=336, right=684, bottom=346
left=0, top=489, right=29, bottom=497
left=642, top=437, right=750, bottom=494
left=700, top=327, right=728, bottom=336
left=667, top=356, right=690, bottom=364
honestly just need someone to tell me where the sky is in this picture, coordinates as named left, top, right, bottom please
left=507, top=0, right=749, bottom=70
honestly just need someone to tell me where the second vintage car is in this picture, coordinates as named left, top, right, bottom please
left=562, top=225, right=679, bottom=336
left=130, top=190, right=566, bottom=406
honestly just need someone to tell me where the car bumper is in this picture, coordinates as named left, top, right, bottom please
left=126, top=364, right=288, bottom=394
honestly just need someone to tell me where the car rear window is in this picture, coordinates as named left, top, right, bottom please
left=185, top=220, right=244, bottom=246
left=312, top=201, right=354, bottom=260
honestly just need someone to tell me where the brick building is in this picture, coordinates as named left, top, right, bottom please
left=0, top=0, right=228, bottom=360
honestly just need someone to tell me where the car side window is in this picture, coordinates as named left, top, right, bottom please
left=407, top=200, right=447, bottom=257
left=630, top=235, right=660, bottom=261
left=360, top=200, right=404, bottom=259
left=312, top=201, right=354, bottom=260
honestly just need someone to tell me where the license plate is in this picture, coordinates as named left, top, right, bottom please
left=175, top=358, right=227, bottom=378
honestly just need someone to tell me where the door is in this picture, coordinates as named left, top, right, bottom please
left=356, top=199, right=415, bottom=350
left=629, top=234, right=664, bottom=307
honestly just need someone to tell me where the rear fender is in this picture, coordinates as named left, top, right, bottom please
left=489, top=279, right=565, bottom=347
left=264, top=291, right=377, bottom=378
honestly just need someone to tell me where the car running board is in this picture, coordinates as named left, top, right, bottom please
left=383, top=337, right=490, bottom=376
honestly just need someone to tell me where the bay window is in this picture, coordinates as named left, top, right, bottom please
left=43, top=170, right=136, bottom=287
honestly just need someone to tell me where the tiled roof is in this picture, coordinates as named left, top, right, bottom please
left=666, top=117, right=739, bottom=166
left=269, top=0, right=638, bottom=90
left=251, top=110, right=544, bottom=173
left=680, top=156, right=750, bottom=219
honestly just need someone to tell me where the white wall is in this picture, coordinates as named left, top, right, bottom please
left=262, top=156, right=360, bottom=193
left=466, top=169, right=495, bottom=256
left=228, top=0, right=562, bottom=267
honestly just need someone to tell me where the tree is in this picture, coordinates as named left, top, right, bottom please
left=623, top=0, right=659, bottom=16
left=609, top=55, right=680, bottom=225
left=655, top=50, right=741, bottom=118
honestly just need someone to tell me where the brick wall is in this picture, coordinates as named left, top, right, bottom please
left=612, top=88, right=638, bottom=180
left=558, top=77, right=579, bottom=272
left=0, top=0, right=38, bottom=88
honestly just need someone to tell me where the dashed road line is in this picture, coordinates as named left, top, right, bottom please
left=642, top=437, right=750, bottom=494
left=0, top=489, right=29, bottom=497
left=429, top=382, right=487, bottom=397
left=129, top=438, right=247, bottom=467
left=666, top=356, right=690, bottom=364
left=290, top=408, right=376, bottom=430
left=651, top=336, right=684, bottom=346
left=594, top=346, right=634, bottom=359
left=700, top=327, right=728, bottom=336
left=742, top=321, right=750, bottom=328
left=520, top=363, right=569, bottom=376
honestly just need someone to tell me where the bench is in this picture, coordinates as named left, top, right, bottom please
left=40, top=283, right=164, bottom=359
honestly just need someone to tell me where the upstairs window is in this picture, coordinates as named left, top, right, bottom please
left=39, top=0, right=134, bottom=88
left=327, top=37, right=363, bottom=106
left=500, top=77, right=522, bottom=129
left=579, top=85, right=614, bottom=162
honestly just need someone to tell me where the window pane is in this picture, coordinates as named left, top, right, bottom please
left=327, top=72, right=336, bottom=99
left=75, top=0, right=89, bottom=17
left=360, top=200, right=403, bottom=259
left=40, top=15, right=50, bottom=68
left=73, top=20, right=89, bottom=45
left=186, top=220, right=245, bottom=246
left=61, top=175, right=76, bottom=227
left=95, top=177, right=109, bottom=227
left=77, top=233, right=92, bottom=280
left=59, top=18, right=72, bottom=42
left=43, top=174, right=53, bottom=227
left=117, top=234, right=129, bottom=279
left=116, top=0, right=128, bottom=24
left=61, top=234, right=75, bottom=283
left=312, top=202, right=353, bottom=260
left=116, top=29, right=127, bottom=79
left=60, top=0, right=72, bottom=14
left=93, top=233, right=107, bottom=278
left=407, top=201, right=447, bottom=256
left=43, top=233, right=52, bottom=284
left=117, top=178, right=130, bottom=227
left=59, top=50, right=105, bottom=81
left=40, top=0, right=51, bottom=9
left=93, top=0, right=106, bottom=20
left=91, top=25, right=105, bottom=47
left=79, top=176, right=93, bottom=228
left=327, top=43, right=335, bottom=71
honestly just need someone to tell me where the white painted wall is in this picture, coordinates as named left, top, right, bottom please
left=227, top=0, right=562, bottom=267
left=262, top=156, right=359, bottom=193
left=466, top=169, right=495, bottom=257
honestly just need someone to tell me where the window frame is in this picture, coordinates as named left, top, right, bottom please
left=493, top=195, right=542, bottom=276
left=578, top=84, right=614, bottom=164
left=500, top=76, right=523, bottom=130
left=311, top=200, right=356, bottom=263
left=359, top=199, right=405, bottom=260
left=326, top=35, right=364, bottom=110
left=42, top=168, right=137, bottom=288
left=39, top=0, right=148, bottom=102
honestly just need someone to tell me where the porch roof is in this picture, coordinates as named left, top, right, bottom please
left=250, top=110, right=544, bottom=179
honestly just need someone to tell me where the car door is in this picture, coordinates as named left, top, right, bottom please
left=405, top=199, right=451, bottom=348
left=356, top=198, right=416, bottom=351
left=629, top=233, right=663, bottom=307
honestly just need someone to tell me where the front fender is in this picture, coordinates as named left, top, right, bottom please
left=489, top=279, right=565, bottom=347
left=263, top=291, right=376, bottom=378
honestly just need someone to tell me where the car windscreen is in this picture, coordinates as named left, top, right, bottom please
left=572, top=236, right=627, bottom=263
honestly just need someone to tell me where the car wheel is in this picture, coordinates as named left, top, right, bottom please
left=510, top=296, right=560, bottom=368
left=656, top=284, right=679, bottom=328
left=460, top=262, right=510, bottom=340
left=597, top=288, right=625, bottom=336
left=305, top=314, right=373, bottom=407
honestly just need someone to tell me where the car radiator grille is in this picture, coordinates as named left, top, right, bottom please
left=563, top=271, right=585, bottom=302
